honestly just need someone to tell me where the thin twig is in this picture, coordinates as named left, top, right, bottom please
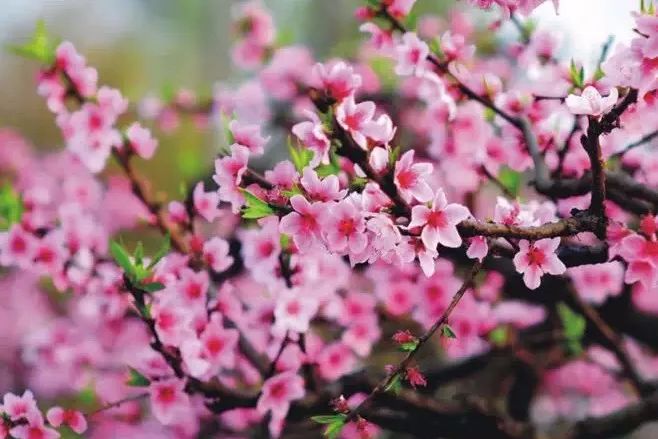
left=344, top=261, right=482, bottom=424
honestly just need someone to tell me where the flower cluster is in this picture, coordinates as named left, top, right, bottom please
left=2, top=1, right=658, bottom=438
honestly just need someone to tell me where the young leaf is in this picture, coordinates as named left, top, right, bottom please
left=557, top=302, right=586, bottom=355
left=141, top=282, right=166, bottom=293
left=488, top=326, right=509, bottom=347
left=311, top=414, right=347, bottom=425
left=134, top=242, right=144, bottom=267
left=498, top=167, right=522, bottom=197
left=399, top=340, right=419, bottom=352
left=8, top=20, right=57, bottom=65
left=147, top=233, right=171, bottom=269
left=384, top=373, right=402, bottom=394
left=110, top=241, right=135, bottom=277
left=324, top=419, right=346, bottom=439
left=0, top=184, right=23, bottom=231
left=441, top=324, right=457, bottom=339
left=126, top=367, right=150, bottom=387
left=288, top=140, right=314, bottom=173
left=240, top=189, right=274, bottom=219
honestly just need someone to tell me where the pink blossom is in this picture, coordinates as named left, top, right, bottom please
left=385, top=0, right=418, bottom=19
left=178, top=268, right=209, bottom=305
left=291, top=112, right=331, bottom=167
left=618, top=233, right=658, bottom=287
left=149, top=378, right=191, bottom=425
left=394, top=150, right=434, bottom=202
left=568, top=262, right=624, bottom=305
left=362, top=113, right=397, bottom=146
left=126, top=122, right=158, bottom=160
left=202, top=237, right=233, bottom=273
left=492, top=301, right=546, bottom=328
left=336, top=96, right=375, bottom=148
left=322, top=199, right=368, bottom=254
left=341, top=316, right=381, bottom=356
left=193, top=182, right=221, bottom=222
left=181, top=314, right=239, bottom=377
left=279, top=195, right=326, bottom=252
left=0, top=225, right=36, bottom=269
left=405, top=365, right=427, bottom=388
left=229, top=119, right=270, bottom=156
left=299, top=167, right=346, bottom=202
left=466, top=236, right=488, bottom=262
left=265, top=160, right=298, bottom=189
left=395, top=33, right=429, bottom=76
left=274, top=288, right=319, bottom=333
left=167, top=200, right=189, bottom=224
left=256, top=371, right=305, bottom=418
left=513, top=238, right=566, bottom=290
left=565, top=86, right=619, bottom=117
left=311, top=61, right=362, bottom=102
left=214, top=144, right=250, bottom=212
left=1, top=390, right=39, bottom=421
left=46, top=407, right=87, bottom=434
left=408, top=188, right=470, bottom=250
left=316, top=341, right=357, bottom=380
left=9, top=417, right=60, bottom=439
left=360, top=22, right=394, bottom=50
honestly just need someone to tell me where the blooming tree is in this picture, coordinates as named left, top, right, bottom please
left=2, top=1, right=658, bottom=438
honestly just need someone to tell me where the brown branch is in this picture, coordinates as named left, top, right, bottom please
left=343, top=261, right=482, bottom=424
left=568, top=288, right=652, bottom=397
left=581, top=119, right=607, bottom=234
left=458, top=214, right=600, bottom=239
left=569, top=391, right=658, bottom=439
left=88, top=392, right=148, bottom=417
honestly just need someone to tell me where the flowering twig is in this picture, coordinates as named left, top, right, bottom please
left=343, top=260, right=482, bottom=424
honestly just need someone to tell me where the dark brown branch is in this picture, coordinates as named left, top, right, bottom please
left=343, top=261, right=482, bottom=424
left=570, top=391, right=658, bottom=439
left=568, top=289, right=652, bottom=397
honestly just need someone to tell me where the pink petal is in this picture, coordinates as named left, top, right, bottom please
left=443, top=203, right=470, bottom=224
left=408, top=205, right=431, bottom=229
left=421, top=226, right=440, bottom=251
left=435, top=225, right=462, bottom=248
left=523, top=265, right=543, bottom=290
left=543, top=255, right=567, bottom=276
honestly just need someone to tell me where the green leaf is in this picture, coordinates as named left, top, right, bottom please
left=388, top=145, right=401, bottom=166
left=488, top=326, right=509, bottom=347
left=134, top=242, right=144, bottom=267
left=498, top=167, right=522, bottom=197
left=0, top=184, right=24, bottom=231
left=569, top=59, right=585, bottom=88
left=288, top=139, right=314, bottom=173
left=311, top=414, right=347, bottom=425
left=557, top=302, right=586, bottom=355
left=384, top=374, right=402, bottom=394
left=324, top=420, right=346, bottom=439
left=147, top=233, right=171, bottom=269
left=133, top=265, right=150, bottom=282
left=441, top=324, right=457, bottom=339
left=281, top=185, right=303, bottom=198
left=316, top=151, right=341, bottom=178
left=141, top=282, right=166, bottom=293
left=240, top=189, right=274, bottom=219
left=8, top=20, right=57, bottom=64
left=280, top=233, right=291, bottom=249
left=126, top=367, right=150, bottom=387
left=311, top=414, right=347, bottom=439
left=399, top=340, right=419, bottom=352
left=110, top=241, right=135, bottom=277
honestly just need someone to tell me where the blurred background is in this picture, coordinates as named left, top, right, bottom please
left=0, top=0, right=636, bottom=197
